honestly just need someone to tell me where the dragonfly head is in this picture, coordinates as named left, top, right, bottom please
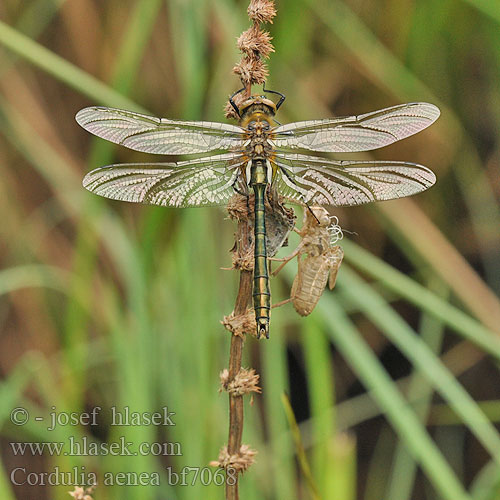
left=239, top=95, right=277, bottom=118
left=229, top=86, right=285, bottom=118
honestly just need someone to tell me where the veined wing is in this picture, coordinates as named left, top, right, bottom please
left=76, top=106, right=246, bottom=155
left=274, top=152, right=436, bottom=207
left=272, top=102, right=440, bottom=153
left=82, top=153, right=246, bottom=208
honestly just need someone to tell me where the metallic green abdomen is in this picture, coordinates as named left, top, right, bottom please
left=251, top=161, right=271, bottom=338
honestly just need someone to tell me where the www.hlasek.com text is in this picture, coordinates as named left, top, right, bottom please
left=10, top=436, right=182, bottom=457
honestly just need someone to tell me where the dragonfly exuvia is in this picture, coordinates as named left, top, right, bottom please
left=76, top=88, right=440, bottom=339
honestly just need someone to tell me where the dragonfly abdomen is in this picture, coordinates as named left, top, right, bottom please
left=251, top=160, right=271, bottom=339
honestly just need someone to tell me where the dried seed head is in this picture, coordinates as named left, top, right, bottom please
left=248, top=0, right=277, bottom=24
left=222, top=309, right=256, bottom=337
left=210, top=444, right=257, bottom=472
left=232, top=250, right=254, bottom=271
left=68, top=486, right=95, bottom=500
left=220, top=368, right=261, bottom=395
left=224, top=101, right=240, bottom=119
left=220, top=369, right=230, bottom=387
left=226, top=194, right=252, bottom=221
left=69, top=488, right=85, bottom=499
left=233, top=57, right=269, bottom=85
left=237, top=26, right=274, bottom=59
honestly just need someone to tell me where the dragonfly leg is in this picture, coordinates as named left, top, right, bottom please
left=271, top=260, right=290, bottom=276
left=270, top=246, right=302, bottom=276
left=229, top=87, right=246, bottom=117
left=268, top=256, right=290, bottom=262
left=262, top=82, right=286, bottom=110
left=271, top=298, right=292, bottom=309
left=232, top=184, right=248, bottom=198
left=230, top=180, right=252, bottom=214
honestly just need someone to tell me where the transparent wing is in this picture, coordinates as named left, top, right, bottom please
left=272, top=102, right=440, bottom=152
left=274, top=152, right=436, bottom=207
left=82, top=153, right=246, bottom=208
left=76, top=106, right=246, bottom=155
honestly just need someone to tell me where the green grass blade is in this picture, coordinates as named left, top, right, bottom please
left=459, top=0, right=500, bottom=24
left=0, top=264, right=67, bottom=295
left=470, top=460, right=500, bottom=500
left=302, top=316, right=337, bottom=494
left=0, top=464, right=15, bottom=500
left=0, top=0, right=66, bottom=79
left=386, top=278, right=448, bottom=500
left=168, top=0, right=209, bottom=118
left=317, top=297, right=471, bottom=500
left=338, top=266, right=500, bottom=464
left=305, top=0, right=437, bottom=100
left=0, top=20, right=145, bottom=111
left=323, top=434, right=356, bottom=500
left=111, top=0, right=163, bottom=95
left=364, top=426, right=394, bottom=500
left=342, top=239, right=500, bottom=356
left=281, top=393, right=322, bottom=500
left=15, top=0, right=67, bottom=34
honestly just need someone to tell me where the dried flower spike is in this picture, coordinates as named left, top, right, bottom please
left=220, top=367, right=262, bottom=395
left=248, top=0, right=277, bottom=24
left=237, top=26, right=274, bottom=59
left=225, top=0, right=277, bottom=118
left=68, top=485, right=95, bottom=500
left=210, top=444, right=257, bottom=473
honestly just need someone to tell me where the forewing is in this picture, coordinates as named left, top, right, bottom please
left=272, top=102, right=440, bottom=152
left=76, top=106, right=246, bottom=155
left=82, top=153, right=245, bottom=208
left=274, top=152, right=436, bottom=206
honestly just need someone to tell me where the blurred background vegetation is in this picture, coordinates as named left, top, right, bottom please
left=1, top=0, right=500, bottom=499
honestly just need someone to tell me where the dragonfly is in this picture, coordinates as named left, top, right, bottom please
left=76, top=88, right=440, bottom=339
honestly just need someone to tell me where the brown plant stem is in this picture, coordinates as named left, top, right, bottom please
left=226, top=204, right=252, bottom=500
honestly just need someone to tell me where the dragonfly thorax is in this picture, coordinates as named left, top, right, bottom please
left=241, top=109, right=275, bottom=164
